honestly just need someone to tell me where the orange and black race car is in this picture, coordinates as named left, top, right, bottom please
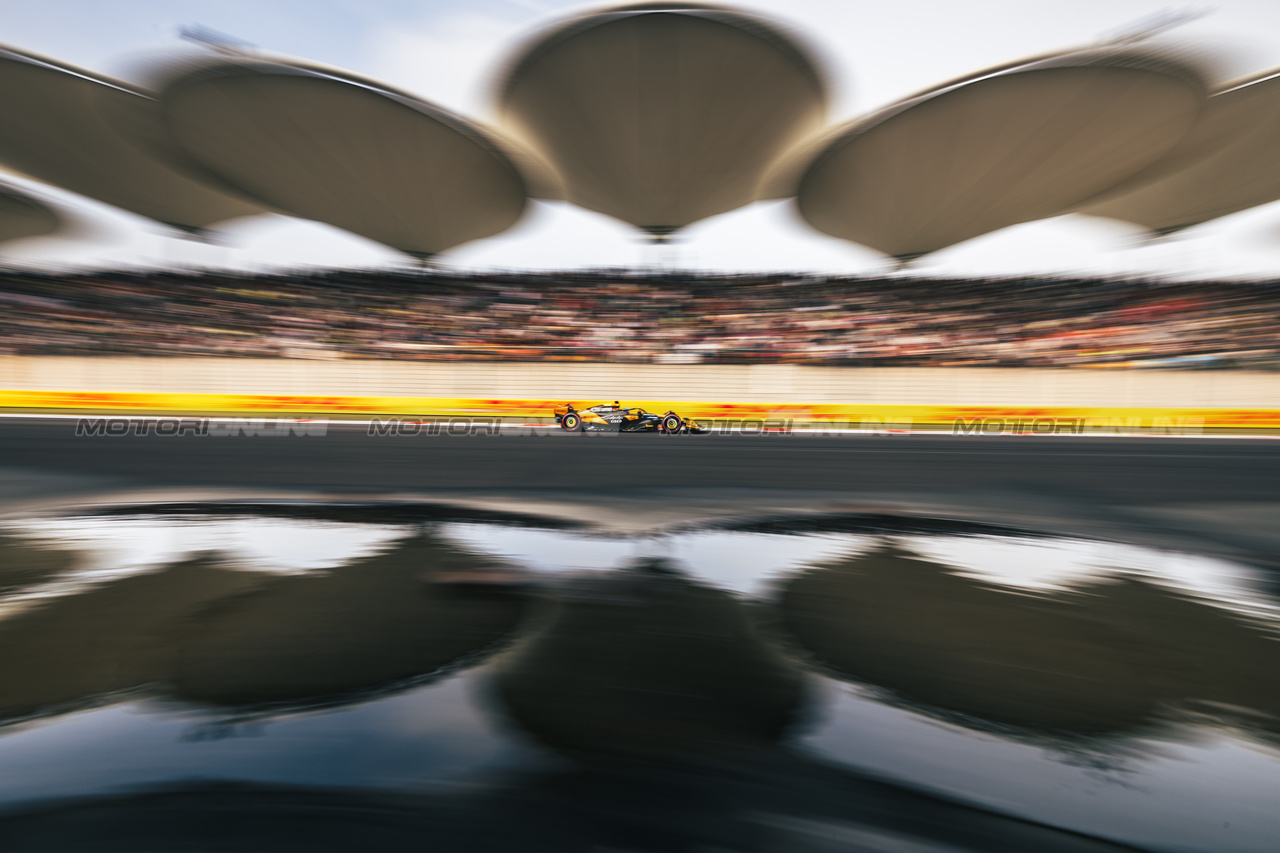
left=553, top=401, right=708, bottom=434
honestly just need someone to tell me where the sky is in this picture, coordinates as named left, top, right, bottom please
left=4, top=0, right=1280, bottom=278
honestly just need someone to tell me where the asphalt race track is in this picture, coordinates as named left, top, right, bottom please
left=2, top=418, right=1279, bottom=505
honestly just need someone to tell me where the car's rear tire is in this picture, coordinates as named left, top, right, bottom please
left=662, top=414, right=683, bottom=434
left=561, top=412, right=582, bottom=432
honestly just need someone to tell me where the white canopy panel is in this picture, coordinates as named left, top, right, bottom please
left=0, top=46, right=262, bottom=233
left=0, top=182, right=60, bottom=247
left=496, top=2, right=828, bottom=236
left=158, top=59, right=533, bottom=258
left=793, top=49, right=1207, bottom=261
left=1079, top=69, right=1280, bottom=234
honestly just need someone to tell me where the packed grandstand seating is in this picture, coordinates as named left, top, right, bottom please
left=1, top=268, right=1277, bottom=368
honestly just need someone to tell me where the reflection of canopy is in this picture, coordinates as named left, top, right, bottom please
left=778, top=546, right=1280, bottom=739
left=0, top=183, right=59, bottom=247
left=0, top=532, right=76, bottom=594
left=173, top=534, right=524, bottom=706
left=0, top=555, right=259, bottom=718
left=157, top=58, right=534, bottom=258
left=792, top=49, right=1206, bottom=261
left=1078, top=69, right=1280, bottom=233
left=0, top=535, right=524, bottom=721
left=495, top=561, right=804, bottom=756
left=0, top=46, right=262, bottom=232
left=496, top=2, right=827, bottom=236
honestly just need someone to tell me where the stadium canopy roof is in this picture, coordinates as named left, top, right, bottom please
left=155, top=55, right=541, bottom=259
left=789, top=47, right=1208, bottom=262
left=1077, top=68, right=1280, bottom=235
left=0, top=181, right=61, bottom=247
left=495, top=1, right=828, bottom=238
left=0, top=45, right=263, bottom=234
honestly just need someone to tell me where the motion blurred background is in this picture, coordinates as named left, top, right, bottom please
left=0, top=0, right=1278, bottom=378
left=2, top=0, right=1280, bottom=275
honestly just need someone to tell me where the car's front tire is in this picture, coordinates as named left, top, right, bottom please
left=661, top=414, right=683, bottom=434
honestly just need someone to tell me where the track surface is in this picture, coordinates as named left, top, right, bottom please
left=2, top=419, right=1279, bottom=505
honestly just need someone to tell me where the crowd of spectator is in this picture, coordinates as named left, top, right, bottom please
left=1, top=267, right=1277, bottom=368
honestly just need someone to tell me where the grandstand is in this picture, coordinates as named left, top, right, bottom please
left=1, top=268, right=1276, bottom=369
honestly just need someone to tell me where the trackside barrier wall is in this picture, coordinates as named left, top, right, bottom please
left=1, top=358, right=1278, bottom=433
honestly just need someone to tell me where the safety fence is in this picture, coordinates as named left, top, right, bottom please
left=3, top=359, right=1279, bottom=434
left=2, top=389, right=1277, bottom=434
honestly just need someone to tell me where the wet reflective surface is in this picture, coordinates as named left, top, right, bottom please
left=0, top=503, right=1278, bottom=851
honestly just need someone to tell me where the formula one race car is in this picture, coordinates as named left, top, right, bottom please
left=553, top=401, right=708, bottom=434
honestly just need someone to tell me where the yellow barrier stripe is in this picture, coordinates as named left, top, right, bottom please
left=2, top=389, right=1279, bottom=430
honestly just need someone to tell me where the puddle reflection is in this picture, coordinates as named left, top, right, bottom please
left=778, top=544, right=1280, bottom=739
left=0, top=504, right=1277, bottom=852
